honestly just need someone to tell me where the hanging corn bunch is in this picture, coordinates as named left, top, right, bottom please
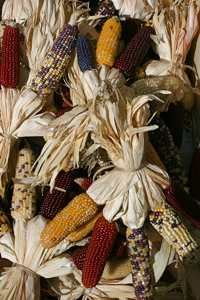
left=11, top=147, right=36, bottom=221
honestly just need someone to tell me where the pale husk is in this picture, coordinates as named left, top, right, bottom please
left=87, top=95, right=170, bottom=229
left=0, top=215, right=88, bottom=300
left=146, top=2, right=200, bottom=84
left=0, top=86, right=53, bottom=193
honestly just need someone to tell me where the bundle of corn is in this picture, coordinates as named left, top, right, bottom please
left=96, top=16, right=122, bottom=67
left=11, top=147, right=36, bottom=221
left=40, top=193, right=98, bottom=248
left=145, top=2, right=199, bottom=109
left=0, top=22, right=20, bottom=88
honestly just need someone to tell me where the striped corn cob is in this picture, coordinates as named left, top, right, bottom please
left=72, top=244, right=89, bottom=270
left=31, top=24, right=78, bottom=96
left=114, top=26, right=153, bottom=77
left=40, top=170, right=83, bottom=220
left=11, top=148, right=36, bottom=221
left=126, top=227, right=153, bottom=300
left=77, top=36, right=95, bottom=72
left=0, top=24, right=20, bottom=88
left=0, top=210, right=11, bottom=236
left=40, top=193, right=98, bottom=248
left=96, top=17, right=122, bottom=67
left=67, top=211, right=102, bottom=242
left=149, top=203, right=198, bottom=261
left=82, top=216, right=118, bottom=288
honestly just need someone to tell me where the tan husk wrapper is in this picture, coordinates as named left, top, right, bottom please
left=0, top=215, right=89, bottom=300
left=146, top=3, right=200, bottom=84
left=87, top=96, right=170, bottom=229
left=33, top=65, right=125, bottom=189
left=0, top=86, right=54, bottom=193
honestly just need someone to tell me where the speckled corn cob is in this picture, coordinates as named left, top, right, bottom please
left=31, top=24, right=78, bottom=96
left=126, top=227, right=153, bottom=300
left=82, top=216, right=118, bottom=288
left=40, top=170, right=83, bottom=220
left=40, top=193, right=98, bottom=248
left=77, top=36, right=95, bottom=72
left=0, top=210, right=11, bottom=236
left=0, top=24, right=20, bottom=88
left=114, top=26, right=153, bottom=77
left=149, top=203, right=198, bottom=261
left=72, top=244, right=89, bottom=270
left=11, top=148, right=36, bottom=221
left=96, top=17, right=122, bottom=67
left=67, top=211, right=102, bottom=242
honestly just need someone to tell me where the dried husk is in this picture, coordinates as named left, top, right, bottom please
left=146, top=3, right=199, bottom=84
left=87, top=95, right=170, bottom=229
left=0, top=215, right=88, bottom=300
left=0, top=86, right=53, bottom=194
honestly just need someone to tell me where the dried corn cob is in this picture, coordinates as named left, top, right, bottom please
left=82, top=216, right=118, bottom=288
left=31, top=24, right=78, bottom=96
left=0, top=24, right=20, bottom=88
left=114, top=26, right=153, bottom=77
left=0, top=210, right=11, bottom=236
left=40, top=193, right=98, bottom=248
left=40, top=170, right=83, bottom=220
left=11, top=148, right=36, bottom=221
left=67, top=211, right=102, bottom=242
left=126, top=227, right=153, bottom=300
left=149, top=203, right=198, bottom=261
left=77, top=36, right=95, bottom=72
left=72, top=244, right=89, bottom=271
left=96, top=17, right=122, bottom=67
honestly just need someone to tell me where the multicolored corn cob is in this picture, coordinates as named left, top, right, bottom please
left=149, top=203, right=198, bottom=261
left=77, top=36, right=95, bottom=72
left=67, top=211, right=102, bottom=242
left=0, top=210, right=11, bottom=236
left=82, top=216, right=118, bottom=288
left=40, top=193, right=98, bottom=248
left=126, top=227, right=153, bottom=300
left=0, top=24, right=20, bottom=88
left=96, top=17, right=122, bottom=67
left=72, top=244, right=89, bottom=271
left=114, top=26, right=153, bottom=77
left=31, top=24, right=78, bottom=96
left=40, top=170, right=83, bottom=220
left=11, top=148, right=36, bottom=221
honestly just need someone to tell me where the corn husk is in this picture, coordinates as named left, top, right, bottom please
left=111, top=0, right=158, bottom=21
left=0, top=86, right=54, bottom=193
left=0, top=215, right=88, bottom=300
left=146, top=2, right=199, bottom=84
left=87, top=95, right=170, bottom=229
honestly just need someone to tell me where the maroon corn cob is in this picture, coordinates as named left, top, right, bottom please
left=40, top=170, right=83, bottom=219
left=114, top=26, right=153, bottom=77
left=0, top=24, right=20, bottom=87
left=72, top=244, right=89, bottom=271
left=82, top=216, right=118, bottom=288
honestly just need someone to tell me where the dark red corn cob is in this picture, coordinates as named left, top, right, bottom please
left=77, top=177, right=93, bottom=191
left=82, top=216, right=118, bottom=288
left=72, top=244, right=89, bottom=271
left=0, top=24, right=20, bottom=88
left=40, top=170, right=83, bottom=219
left=114, top=26, right=153, bottom=77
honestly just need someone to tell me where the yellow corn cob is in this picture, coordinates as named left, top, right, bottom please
left=66, top=211, right=103, bottom=242
left=0, top=210, right=11, bottom=236
left=96, top=16, right=122, bottom=67
left=40, top=193, right=98, bottom=248
left=11, top=148, right=36, bottom=221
